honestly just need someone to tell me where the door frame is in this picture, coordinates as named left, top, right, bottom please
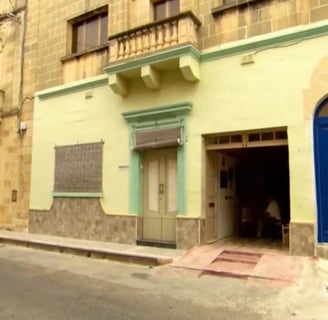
left=204, top=128, right=289, bottom=242
left=122, top=103, right=191, bottom=217
left=141, top=148, right=178, bottom=242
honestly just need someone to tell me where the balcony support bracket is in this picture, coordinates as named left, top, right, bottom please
left=108, top=74, right=128, bottom=96
left=179, top=55, right=200, bottom=82
left=141, top=65, right=160, bottom=90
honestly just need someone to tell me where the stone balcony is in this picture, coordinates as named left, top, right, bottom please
left=105, top=11, right=201, bottom=96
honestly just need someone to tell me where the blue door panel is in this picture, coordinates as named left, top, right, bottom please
left=315, top=118, right=328, bottom=242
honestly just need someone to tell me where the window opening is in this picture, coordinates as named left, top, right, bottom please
left=72, top=11, right=108, bottom=54
left=154, top=0, right=179, bottom=21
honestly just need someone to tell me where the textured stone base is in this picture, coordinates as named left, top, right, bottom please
left=316, top=244, right=328, bottom=259
left=176, top=218, right=201, bottom=250
left=290, top=222, right=315, bottom=256
left=29, top=198, right=136, bottom=245
left=30, top=200, right=205, bottom=250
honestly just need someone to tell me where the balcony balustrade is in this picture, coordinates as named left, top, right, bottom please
left=108, top=11, right=201, bottom=63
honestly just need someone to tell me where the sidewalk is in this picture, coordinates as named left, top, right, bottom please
left=1, top=229, right=328, bottom=288
left=0, top=230, right=185, bottom=266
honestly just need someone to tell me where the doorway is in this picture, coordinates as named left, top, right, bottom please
left=141, top=148, right=177, bottom=244
left=205, top=129, right=290, bottom=244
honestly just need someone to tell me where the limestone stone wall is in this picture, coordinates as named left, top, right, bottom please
left=0, top=1, right=33, bottom=231
left=199, top=0, right=328, bottom=49
left=26, top=0, right=110, bottom=90
left=29, top=0, right=328, bottom=89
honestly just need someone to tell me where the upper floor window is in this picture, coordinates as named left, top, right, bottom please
left=72, top=10, right=108, bottom=54
left=153, top=0, right=179, bottom=21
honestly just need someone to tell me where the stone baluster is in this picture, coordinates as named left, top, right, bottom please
left=118, top=38, right=125, bottom=59
left=171, top=20, right=178, bottom=45
left=136, top=31, right=143, bottom=55
left=156, top=25, right=164, bottom=49
left=163, top=23, right=171, bottom=48
left=149, top=26, right=156, bottom=52
left=143, top=29, right=150, bottom=53
left=130, top=33, right=136, bottom=57
left=109, top=39, right=119, bottom=62
left=124, top=36, right=130, bottom=58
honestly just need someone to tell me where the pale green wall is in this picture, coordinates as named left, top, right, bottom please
left=31, top=82, right=131, bottom=214
left=31, top=35, right=328, bottom=223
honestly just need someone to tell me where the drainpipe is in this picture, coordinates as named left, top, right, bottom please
left=17, top=0, right=28, bottom=137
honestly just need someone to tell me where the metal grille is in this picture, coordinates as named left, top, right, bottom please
left=134, top=127, right=182, bottom=151
left=54, top=142, right=103, bottom=193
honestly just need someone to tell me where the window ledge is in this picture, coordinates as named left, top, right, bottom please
left=60, top=44, right=108, bottom=63
left=53, top=192, right=104, bottom=198
left=212, top=0, right=263, bottom=16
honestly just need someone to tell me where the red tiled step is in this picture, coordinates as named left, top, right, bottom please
left=213, top=250, right=262, bottom=265
left=209, top=260, right=256, bottom=273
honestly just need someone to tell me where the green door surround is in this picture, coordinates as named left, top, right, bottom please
left=122, top=102, right=192, bottom=216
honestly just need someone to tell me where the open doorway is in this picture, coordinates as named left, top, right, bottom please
left=205, top=130, right=290, bottom=246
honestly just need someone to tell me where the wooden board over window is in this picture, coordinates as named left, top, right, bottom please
left=134, top=127, right=182, bottom=151
left=54, top=142, right=103, bottom=193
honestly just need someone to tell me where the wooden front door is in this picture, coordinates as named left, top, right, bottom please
left=142, top=149, right=177, bottom=243
left=315, top=115, right=328, bottom=243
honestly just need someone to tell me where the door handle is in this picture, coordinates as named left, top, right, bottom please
left=159, top=184, right=165, bottom=194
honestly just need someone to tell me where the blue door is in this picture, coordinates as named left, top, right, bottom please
left=314, top=111, right=328, bottom=242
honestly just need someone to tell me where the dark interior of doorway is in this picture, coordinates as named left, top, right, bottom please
left=221, top=145, right=290, bottom=239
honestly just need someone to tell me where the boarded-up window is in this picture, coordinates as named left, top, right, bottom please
left=54, top=142, right=103, bottom=193
left=134, top=127, right=182, bottom=151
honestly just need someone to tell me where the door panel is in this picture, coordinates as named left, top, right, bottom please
left=315, top=119, right=328, bottom=242
left=143, top=149, right=177, bottom=243
left=206, top=152, right=218, bottom=242
left=218, top=153, right=237, bottom=239
left=147, top=160, right=159, bottom=213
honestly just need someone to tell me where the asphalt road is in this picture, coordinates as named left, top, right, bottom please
left=0, top=245, right=266, bottom=320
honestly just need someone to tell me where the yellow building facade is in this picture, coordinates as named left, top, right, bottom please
left=26, top=0, right=328, bottom=256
